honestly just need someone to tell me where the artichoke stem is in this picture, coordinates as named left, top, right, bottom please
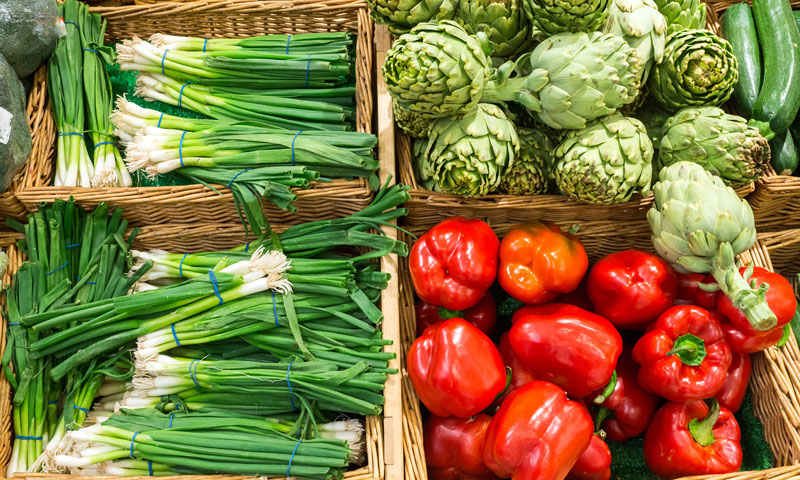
left=709, top=243, right=777, bottom=331
left=483, top=76, right=536, bottom=106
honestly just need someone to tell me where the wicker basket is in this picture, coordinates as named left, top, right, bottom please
left=398, top=220, right=800, bottom=480
left=757, top=228, right=800, bottom=276
left=14, top=0, right=375, bottom=227
left=0, top=220, right=400, bottom=480
left=705, top=0, right=800, bottom=231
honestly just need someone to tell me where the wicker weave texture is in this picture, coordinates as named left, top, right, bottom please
left=14, top=0, right=376, bottom=227
left=398, top=222, right=800, bottom=480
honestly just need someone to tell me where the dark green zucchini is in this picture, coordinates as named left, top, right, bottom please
left=770, top=131, right=799, bottom=175
left=722, top=3, right=761, bottom=116
left=751, top=0, right=800, bottom=133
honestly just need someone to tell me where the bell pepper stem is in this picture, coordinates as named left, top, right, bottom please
left=688, top=399, right=720, bottom=447
left=593, top=370, right=617, bottom=404
left=438, top=307, right=466, bottom=321
left=710, top=244, right=777, bottom=331
left=777, top=324, right=792, bottom=348
left=594, top=406, right=613, bottom=433
left=493, top=367, right=513, bottom=402
left=666, top=333, right=707, bottom=366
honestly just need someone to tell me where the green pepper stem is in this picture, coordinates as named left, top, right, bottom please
left=688, top=399, right=720, bottom=447
left=710, top=244, right=777, bottom=331
left=666, top=333, right=707, bottom=367
left=593, top=370, right=617, bottom=405
left=777, top=324, right=792, bottom=348
left=438, top=307, right=466, bottom=321
left=594, top=406, right=613, bottom=433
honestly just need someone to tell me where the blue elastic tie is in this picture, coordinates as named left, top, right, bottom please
left=286, top=361, right=297, bottom=409
left=46, top=262, right=68, bottom=276
left=148, top=461, right=153, bottom=476
left=73, top=405, right=89, bottom=413
left=228, top=168, right=252, bottom=188
left=157, top=112, right=165, bottom=128
left=161, top=49, right=170, bottom=75
left=82, top=48, right=99, bottom=54
left=287, top=439, right=302, bottom=477
left=272, top=291, right=280, bottom=327
left=17, top=436, right=43, bottom=440
left=203, top=38, right=209, bottom=53
left=9, top=323, right=20, bottom=326
left=244, top=242, right=250, bottom=253
left=286, top=35, right=291, bottom=55
left=179, top=131, right=187, bottom=167
left=66, top=243, right=80, bottom=248
left=130, top=432, right=139, bottom=458
left=291, top=130, right=303, bottom=165
left=76, top=276, right=97, bottom=285
left=305, top=54, right=311, bottom=87
left=94, top=141, right=116, bottom=148
left=171, top=323, right=181, bottom=346
left=48, top=400, right=58, bottom=404
left=168, top=413, right=175, bottom=428
left=178, top=83, right=189, bottom=108
left=189, top=359, right=201, bottom=387
left=208, top=270, right=223, bottom=305
left=178, top=253, right=189, bottom=276
left=64, top=21, right=78, bottom=28
left=58, top=132, right=84, bottom=138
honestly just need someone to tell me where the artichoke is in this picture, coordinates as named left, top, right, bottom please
left=521, top=0, right=611, bottom=37
left=418, top=103, right=519, bottom=196
left=648, top=161, right=777, bottom=331
left=383, top=21, right=492, bottom=118
left=652, top=0, right=706, bottom=34
left=648, top=29, right=738, bottom=113
left=553, top=113, right=653, bottom=204
left=393, top=100, right=432, bottom=138
left=603, top=0, right=667, bottom=82
left=367, top=0, right=456, bottom=34
left=633, top=96, right=672, bottom=148
left=457, top=0, right=534, bottom=58
left=498, top=127, right=554, bottom=195
left=659, top=107, right=772, bottom=184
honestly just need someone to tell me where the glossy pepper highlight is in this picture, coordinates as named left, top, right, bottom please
left=415, top=293, right=497, bottom=337
left=410, top=217, right=499, bottom=310
left=499, top=221, right=588, bottom=304
left=424, top=414, right=499, bottom=480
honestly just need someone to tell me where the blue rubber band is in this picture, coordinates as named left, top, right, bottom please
left=208, top=270, right=223, bottom=306
left=305, top=54, right=311, bottom=87
left=203, top=38, right=209, bottom=53
left=16, top=436, right=43, bottom=440
left=161, top=49, right=170, bottom=75
left=48, top=400, right=58, bottom=404
left=228, top=168, right=252, bottom=188
left=73, top=405, right=89, bottom=413
left=157, top=113, right=165, bottom=128
left=148, top=460, right=153, bottom=476
left=168, top=412, right=175, bottom=428
left=179, top=131, right=187, bottom=167
left=130, top=432, right=139, bottom=458
left=82, top=48, right=99, bottom=54
left=171, top=323, right=181, bottom=346
left=9, top=323, right=20, bottom=326
left=46, top=261, right=68, bottom=276
left=291, top=130, right=303, bottom=165
left=272, top=290, right=280, bottom=327
left=64, top=21, right=78, bottom=28
left=189, top=359, right=201, bottom=387
left=66, top=243, right=80, bottom=248
left=178, top=83, right=190, bottom=108
left=286, top=361, right=297, bottom=409
left=244, top=242, right=250, bottom=253
left=58, top=132, right=84, bottom=138
left=178, top=253, right=189, bottom=276
left=287, top=439, right=302, bottom=477
left=76, top=276, right=97, bottom=284
left=94, top=141, right=116, bottom=148
left=286, top=35, right=291, bottom=55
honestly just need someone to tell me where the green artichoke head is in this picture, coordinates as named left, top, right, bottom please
left=393, top=100, right=433, bottom=138
left=553, top=112, right=653, bottom=204
left=652, top=0, right=706, bottom=34
left=457, top=0, right=535, bottom=58
left=659, top=107, right=771, bottom=184
left=603, top=0, right=667, bottom=82
left=521, top=0, right=612, bottom=37
left=383, top=21, right=492, bottom=118
left=418, top=103, right=519, bottom=196
left=632, top=95, right=671, bottom=148
left=498, top=127, right=554, bottom=195
left=648, top=29, right=738, bottom=113
left=367, top=0, right=456, bottom=34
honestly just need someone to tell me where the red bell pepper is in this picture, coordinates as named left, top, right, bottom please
left=495, top=332, right=538, bottom=404
left=644, top=399, right=742, bottom=479
left=555, top=277, right=593, bottom=311
left=416, top=293, right=497, bottom=337
left=509, top=304, right=622, bottom=398
left=424, top=414, right=499, bottom=480
left=715, top=352, right=751, bottom=413
left=675, top=273, right=718, bottom=310
left=633, top=305, right=732, bottom=402
left=720, top=316, right=786, bottom=353
left=587, top=250, right=677, bottom=330
left=410, top=217, right=499, bottom=310
left=716, top=266, right=796, bottom=335
left=593, top=349, right=659, bottom=442
left=566, top=434, right=611, bottom=480
left=408, top=318, right=507, bottom=418
left=483, top=381, right=594, bottom=480
left=498, top=221, right=588, bottom=304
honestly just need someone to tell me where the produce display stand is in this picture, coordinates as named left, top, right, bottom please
left=14, top=0, right=376, bottom=227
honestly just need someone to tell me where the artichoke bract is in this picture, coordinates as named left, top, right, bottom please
left=521, top=0, right=611, bottom=37
left=457, top=0, right=534, bottom=58
left=648, top=161, right=777, bottom=331
left=633, top=96, right=672, bottom=148
left=367, top=0, right=456, bottom=34
left=659, top=107, right=772, bottom=184
left=652, top=0, right=706, bottom=34
left=648, top=29, right=738, bottom=113
left=603, top=0, right=667, bottom=82
left=418, top=103, right=519, bottom=196
left=498, top=127, right=554, bottom=195
left=383, top=21, right=492, bottom=118
left=553, top=113, right=653, bottom=204
left=393, top=100, right=432, bottom=138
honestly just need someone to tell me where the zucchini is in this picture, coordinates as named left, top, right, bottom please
left=769, top=131, right=799, bottom=175
left=751, top=0, right=800, bottom=133
left=721, top=3, right=761, bottom=116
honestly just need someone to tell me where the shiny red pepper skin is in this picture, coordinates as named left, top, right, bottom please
left=483, top=381, right=594, bottom=480
left=716, top=267, right=796, bottom=335
left=566, top=434, right=611, bottom=480
left=509, top=304, right=622, bottom=397
left=554, top=277, right=593, bottom=311
left=495, top=332, right=538, bottom=405
left=633, top=305, right=732, bottom=402
left=410, top=217, right=499, bottom=310
left=720, top=317, right=785, bottom=353
left=424, top=414, right=499, bottom=480
left=675, top=273, right=718, bottom=310
left=415, top=293, right=497, bottom=337
left=587, top=250, right=678, bottom=330
left=594, top=349, right=659, bottom=442
left=644, top=401, right=742, bottom=479
left=408, top=318, right=507, bottom=418
left=715, top=352, right=751, bottom=413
